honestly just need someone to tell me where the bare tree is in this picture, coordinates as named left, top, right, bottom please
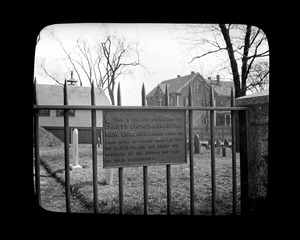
left=40, top=33, right=143, bottom=105
left=176, top=24, right=269, bottom=98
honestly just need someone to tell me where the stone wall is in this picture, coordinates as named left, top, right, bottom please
left=236, top=89, right=269, bottom=214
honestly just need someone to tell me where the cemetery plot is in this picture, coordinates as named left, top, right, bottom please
left=103, top=110, right=187, bottom=168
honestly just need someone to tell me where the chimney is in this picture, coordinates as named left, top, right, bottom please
left=191, top=71, right=195, bottom=74
left=177, top=75, right=181, bottom=78
left=216, top=75, right=220, bottom=85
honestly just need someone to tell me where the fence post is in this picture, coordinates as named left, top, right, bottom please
left=210, top=85, right=216, bottom=215
left=33, top=78, right=41, bottom=205
left=231, top=86, right=237, bottom=215
left=91, top=81, right=99, bottom=213
left=63, top=80, right=71, bottom=213
left=188, top=84, right=195, bottom=215
left=117, top=82, right=124, bottom=215
left=142, top=83, right=148, bottom=215
left=165, top=84, right=172, bottom=215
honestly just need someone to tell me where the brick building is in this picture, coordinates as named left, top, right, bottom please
left=146, top=71, right=234, bottom=141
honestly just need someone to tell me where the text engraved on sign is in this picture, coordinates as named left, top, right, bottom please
left=103, top=110, right=187, bottom=168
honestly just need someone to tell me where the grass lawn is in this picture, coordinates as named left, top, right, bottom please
left=37, top=144, right=240, bottom=215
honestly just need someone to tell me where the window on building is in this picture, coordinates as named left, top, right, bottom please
left=225, top=114, right=231, bottom=126
left=170, top=96, right=174, bottom=106
left=203, top=115, right=208, bottom=126
left=216, top=114, right=225, bottom=126
left=39, top=109, right=50, bottom=117
left=56, top=109, right=75, bottom=117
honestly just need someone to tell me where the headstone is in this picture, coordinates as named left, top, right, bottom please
left=194, top=134, right=200, bottom=154
left=222, top=146, right=227, bottom=157
left=105, top=169, right=114, bottom=185
left=216, top=139, right=221, bottom=148
left=224, top=139, right=229, bottom=148
left=70, top=129, right=82, bottom=170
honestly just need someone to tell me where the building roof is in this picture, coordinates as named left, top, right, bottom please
left=146, top=72, right=234, bottom=99
left=36, top=84, right=111, bottom=106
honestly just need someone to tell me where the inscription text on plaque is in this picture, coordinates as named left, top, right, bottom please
left=103, top=110, right=187, bottom=168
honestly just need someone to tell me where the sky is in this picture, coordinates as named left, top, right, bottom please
left=34, top=23, right=239, bottom=106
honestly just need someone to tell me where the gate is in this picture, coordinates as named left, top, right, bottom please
left=33, top=79, right=249, bottom=215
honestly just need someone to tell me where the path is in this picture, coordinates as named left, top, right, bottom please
left=34, top=162, right=91, bottom=213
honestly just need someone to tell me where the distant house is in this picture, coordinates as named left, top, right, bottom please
left=146, top=71, right=234, bottom=141
left=36, top=83, right=111, bottom=143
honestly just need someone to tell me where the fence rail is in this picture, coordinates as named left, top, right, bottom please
left=33, top=78, right=249, bottom=215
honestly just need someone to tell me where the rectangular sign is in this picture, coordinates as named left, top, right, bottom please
left=103, top=110, right=187, bottom=168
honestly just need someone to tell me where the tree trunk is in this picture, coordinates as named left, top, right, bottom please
left=241, top=25, right=252, bottom=97
left=219, top=24, right=242, bottom=98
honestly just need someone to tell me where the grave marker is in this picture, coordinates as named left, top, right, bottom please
left=224, top=139, right=229, bottom=148
left=194, top=134, right=200, bottom=154
left=222, top=146, right=227, bottom=157
left=70, top=129, right=82, bottom=170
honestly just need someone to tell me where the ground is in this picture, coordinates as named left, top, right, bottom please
left=34, top=144, right=241, bottom=215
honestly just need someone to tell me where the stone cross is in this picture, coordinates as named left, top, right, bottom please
left=70, top=129, right=82, bottom=170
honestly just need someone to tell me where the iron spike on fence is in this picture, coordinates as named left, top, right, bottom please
left=141, top=83, right=146, bottom=106
left=91, top=80, right=95, bottom=105
left=117, top=82, right=122, bottom=106
left=165, top=84, right=169, bottom=106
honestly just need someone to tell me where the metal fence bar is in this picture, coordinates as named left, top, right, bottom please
left=188, top=84, right=195, bottom=215
left=33, top=105, right=247, bottom=111
left=141, top=83, right=148, bottom=215
left=33, top=78, right=41, bottom=205
left=63, top=80, right=71, bottom=213
left=165, top=85, right=172, bottom=215
left=91, top=82, right=99, bottom=214
left=117, top=83, right=124, bottom=214
left=210, top=86, right=216, bottom=215
left=230, top=87, right=237, bottom=215
left=239, top=109, right=250, bottom=215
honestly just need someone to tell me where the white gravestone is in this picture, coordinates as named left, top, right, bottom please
left=70, top=129, right=82, bottom=170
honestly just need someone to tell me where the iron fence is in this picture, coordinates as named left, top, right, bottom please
left=33, top=79, right=249, bottom=215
